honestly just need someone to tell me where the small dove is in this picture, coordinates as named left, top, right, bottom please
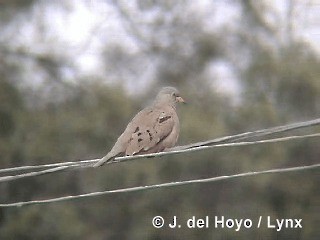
left=94, top=87, right=185, bottom=167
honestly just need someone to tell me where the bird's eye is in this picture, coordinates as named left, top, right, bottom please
left=172, top=92, right=176, bottom=97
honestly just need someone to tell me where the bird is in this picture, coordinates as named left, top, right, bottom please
left=94, top=86, right=185, bottom=167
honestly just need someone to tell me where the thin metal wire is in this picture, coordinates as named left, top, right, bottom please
left=0, top=133, right=319, bottom=183
left=1, top=118, right=319, bottom=174
left=1, top=163, right=318, bottom=208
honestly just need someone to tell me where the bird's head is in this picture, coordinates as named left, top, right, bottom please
left=154, top=87, right=186, bottom=107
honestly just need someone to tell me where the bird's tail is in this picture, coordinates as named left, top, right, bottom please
left=93, top=152, right=116, bottom=167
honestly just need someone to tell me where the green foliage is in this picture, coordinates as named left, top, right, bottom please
left=0, top=0, right=319, bottom=239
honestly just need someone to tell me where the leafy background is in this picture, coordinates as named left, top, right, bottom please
left=0, top=0, right=319, bottom=239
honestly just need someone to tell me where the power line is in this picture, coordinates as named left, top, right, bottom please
left=0, top=133, right=319, bottom=183
left=1, top=163, right=318, bottom=208
left=170, top=118, right=320, bottom=150
left=0, top=160, right=95, bottom=174
left=0, top=118, right=319, bottom=207
left=1, top=118, right=319, bottom=176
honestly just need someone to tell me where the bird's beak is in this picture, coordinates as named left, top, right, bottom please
left=176, top=96, right=186, bottom=104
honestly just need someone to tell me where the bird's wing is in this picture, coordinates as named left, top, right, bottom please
left=124, top=107, right=175, bottom=155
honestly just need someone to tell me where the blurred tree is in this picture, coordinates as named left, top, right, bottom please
left=0, top=0, right=319, bottom=239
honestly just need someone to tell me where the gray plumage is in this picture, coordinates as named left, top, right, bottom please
left=94, top=87, right=185, bottom=167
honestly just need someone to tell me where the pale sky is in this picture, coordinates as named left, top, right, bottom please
left=4, top=0, right=319, bottom=97
left=63, top=0, right=320, bottom=68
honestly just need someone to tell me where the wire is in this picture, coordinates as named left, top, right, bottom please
left=1, top=118, right=319, bottom=175
left=0, top=118, right=319, bottom=207
left=0, top=133, right=319, bottom=183
left=1, top=163, right=319, bottom=208
left=170, top=117, right=320, bottom=150
left=0, top=160, right=95, bottom=174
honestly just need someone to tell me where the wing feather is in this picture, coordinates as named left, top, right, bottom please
left=125, top=108, right=174, bottom=155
